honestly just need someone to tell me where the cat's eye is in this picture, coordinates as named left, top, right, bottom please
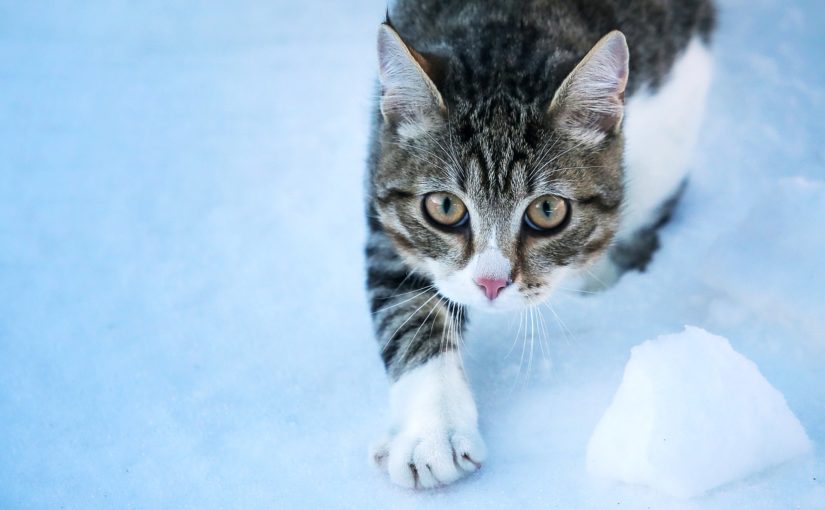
left=524, top=195, right=569, bottom=232
left=422, top=192, right=468, bottom=228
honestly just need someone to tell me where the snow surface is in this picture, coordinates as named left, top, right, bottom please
left=0, top=0, right=824, bottom=509
left=587, top=326, right=811, bottom=498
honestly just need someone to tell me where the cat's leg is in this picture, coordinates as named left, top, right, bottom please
left=366, top=231, right=485, bottom=489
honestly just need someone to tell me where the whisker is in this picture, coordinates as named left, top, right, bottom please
left=439, top=300, right=450, bottom=355
left=420, top=128, right=465, bottom=178
left=553, top=285, right=599, bottom=295
left=535, top=306, right=549, bottom=363
left=529, top=138, right=591, bottom=183
left=452, top=302, right=467, bottom=373
left=515, top=306, right=530, bottom=390
left=381, top=292, right=438, bottom=352
left=505, top=308, right=525, bottom=359
left=544, top=300, right=576, bottom=346
left=424, top=298, right=441, bottom=352
left=506, top=308, right=528, bottom=397
left=536, top=309, right=555, bottom=375
left=584, top=267, right=610, bottom=289
left=387, top=268, right=418, bottom=293
left=526, top=306, right=536, bottom=384
left=390, top=139, right=459, bottom=176
left=389, top=139, right=449, bottom=166
left=445, top=116, right=467, bottom=182
left=396, top=295, right=443, bottom=363
left=371, top=285, right=434, bottom=315
left=383, top=280, right=431, bottom=299
left=528, top=135, right=560, bottom=180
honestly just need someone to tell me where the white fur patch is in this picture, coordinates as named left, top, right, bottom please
left=396, top=116, right=436, bottom=140
left=371, top=352, right=486, bottom=489
left=619, top=37, right=713, bottom=239
left=431, top=247, right=522, bottom=310
left=474, top=248, right=511, bottom=280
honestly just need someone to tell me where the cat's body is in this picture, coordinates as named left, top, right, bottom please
left=365, top=0, right=714, bottom=488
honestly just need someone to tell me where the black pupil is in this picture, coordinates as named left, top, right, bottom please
left=442, top=196, right=452, bottom=215
left=541, top=200, right=553, bottom=217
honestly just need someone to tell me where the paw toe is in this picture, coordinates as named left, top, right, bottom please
left=386, top=436, right=418, bottom=488
left=412, top=437, right=460, bottom=486
left=369, top=437, right=391, bottom=469
left=450, top=431, right=487, bottom=472
left=372, top=427, right=486, bottom=489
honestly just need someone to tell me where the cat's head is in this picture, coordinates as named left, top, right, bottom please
left=371, top=24, right=628, bottom=311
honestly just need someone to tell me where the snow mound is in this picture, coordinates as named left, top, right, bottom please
left=586, top=326, right=812, bottom=498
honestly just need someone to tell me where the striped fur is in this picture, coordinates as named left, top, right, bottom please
left=365, top=0, right=715, bottom=381
left=366, top=213, right=468, bottom=380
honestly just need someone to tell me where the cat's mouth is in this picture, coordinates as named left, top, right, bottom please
left=429, top=254, right=575, bottom=311
left=435, top=277, right=545, bottom=312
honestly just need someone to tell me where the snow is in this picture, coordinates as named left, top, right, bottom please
left=702, top=177, right=825, bottom=340
left=0, top=0, right=823, bottom=509
left=587, top=326, right=812, bottom=498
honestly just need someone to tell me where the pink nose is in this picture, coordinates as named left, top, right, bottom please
left=475, top=277, right=509, bottom=300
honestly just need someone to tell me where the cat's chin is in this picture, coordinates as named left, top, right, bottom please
left=471, top=300, right=527, bottom=313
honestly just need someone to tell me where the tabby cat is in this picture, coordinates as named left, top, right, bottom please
left=365, top=0, right=714, bottom=488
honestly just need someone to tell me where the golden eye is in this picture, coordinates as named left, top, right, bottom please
left=423, top=192, right=468, bottom=227
left=524, top=195, right=569, bottom=232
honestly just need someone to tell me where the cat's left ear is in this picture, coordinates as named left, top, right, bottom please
left=377, top=23, right=445, bottom=129
left=548, top=31, right=629, bottom=145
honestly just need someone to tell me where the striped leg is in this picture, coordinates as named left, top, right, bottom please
left=366, top=228, right=486, bottom=489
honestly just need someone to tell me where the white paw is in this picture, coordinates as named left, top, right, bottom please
left=370, top=353, right=486, bottom=489
left=371, top=426, right=486, bottom=489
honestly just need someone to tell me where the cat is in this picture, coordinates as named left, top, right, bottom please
left=365, top=0, right=714, bottom=489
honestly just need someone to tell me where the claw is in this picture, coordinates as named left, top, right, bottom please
left=462, top=453, right=482, bottom=470
left=409, top=463, right=419, bottom=489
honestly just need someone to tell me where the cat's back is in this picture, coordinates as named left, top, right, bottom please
left=390, top=0, right=715, bottom=94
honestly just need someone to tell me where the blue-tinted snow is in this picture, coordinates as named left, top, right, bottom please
left=0, top=0, right=823, bottom=508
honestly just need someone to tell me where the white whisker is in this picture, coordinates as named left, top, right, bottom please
left=584, top=267, right=609, bottom=288
left=371, top=285, right=434, bottom=315
left=381, top=292, right=438, bottom=352
left=544, top=300, right=576, bottom=346
left=552, top=284, right=599, bottom=295
left=396, top=295, right=443, bottom=363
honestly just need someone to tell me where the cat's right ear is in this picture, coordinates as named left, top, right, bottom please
left=377, top=24, right=445, bottom=129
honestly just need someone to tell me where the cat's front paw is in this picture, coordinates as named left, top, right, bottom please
left=371, top=353, right=485, bottom=489
left=371, top=426, right=486, bottom=489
